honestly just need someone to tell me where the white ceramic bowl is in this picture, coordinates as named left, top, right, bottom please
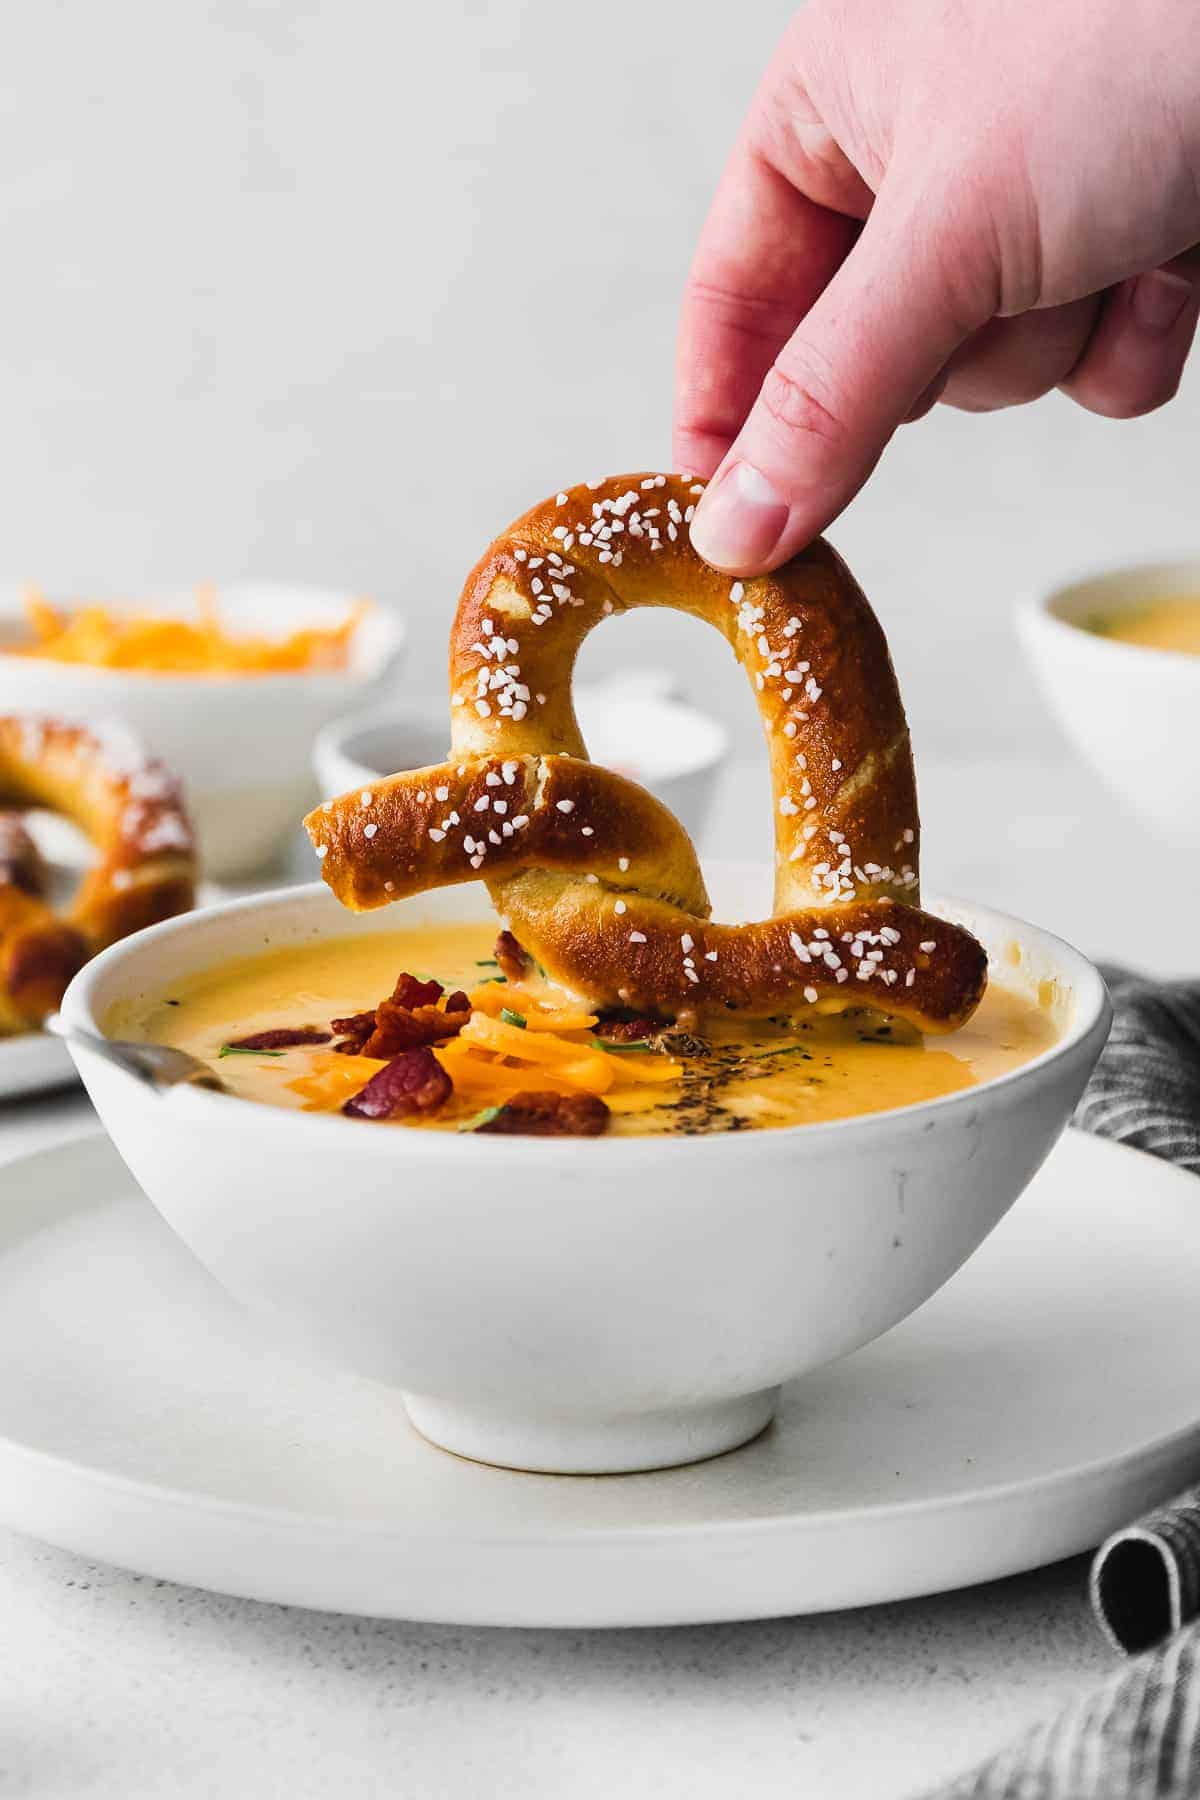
left=313, top=674, right=729, bottom=846
left=0, top=584, right=405, bottom=878
left=61, top=865, right=1109, bottom=1475
left=1018, top=558, right=1200, bottom=845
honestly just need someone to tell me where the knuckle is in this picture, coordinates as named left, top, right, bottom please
left=682, top=274, right=803, bottom=349
left=758, top=354, right=845, bottom=449
left=891, top=162, right=1012, bottom=328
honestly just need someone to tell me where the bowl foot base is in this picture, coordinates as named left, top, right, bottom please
left=402, top=1387, right=780, bottom=1474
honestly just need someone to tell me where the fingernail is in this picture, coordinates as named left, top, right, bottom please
left=689, top=460, right=789, bottom=573
left=1131, top=269, right=1194, bottom=335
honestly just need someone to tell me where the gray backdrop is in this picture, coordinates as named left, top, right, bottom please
left=1, top=0, right=1194, bottom=757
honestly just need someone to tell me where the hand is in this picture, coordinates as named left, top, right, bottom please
left=676, top=0, right=1200, bottom=574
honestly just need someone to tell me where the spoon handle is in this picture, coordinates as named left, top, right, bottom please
left=46, top=1017, right=226, bottom=1094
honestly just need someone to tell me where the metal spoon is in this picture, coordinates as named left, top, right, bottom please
left=46, top=1017, right=227, bottom=1094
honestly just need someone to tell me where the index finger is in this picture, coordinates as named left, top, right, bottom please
left=673, top=143, right=859, bottom=479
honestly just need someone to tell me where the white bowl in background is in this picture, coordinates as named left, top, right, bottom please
left=313, top=672, right=729, bottom=846
left=0, top=584, right=405, bottom=879
left=61, top=864, right=1109, bottom=1476
left=1018, top=559, right=1200, bottom=846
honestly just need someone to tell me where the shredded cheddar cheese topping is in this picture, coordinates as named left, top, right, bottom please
left=15, top=587, right=367, bottom=676
left=284, top=976, right=683, bottom=1123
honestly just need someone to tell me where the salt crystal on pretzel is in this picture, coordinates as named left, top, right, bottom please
left=307, top=474, right=987, bottom=1033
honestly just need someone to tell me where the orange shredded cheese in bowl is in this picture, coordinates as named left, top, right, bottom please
left=14, top=586, right=368, bottom=676
left=435, top=1020, right=683, bottom=1120
left=442, top=982, right=684, bottom=1114
left=283, top=978, right=684, bottom=1127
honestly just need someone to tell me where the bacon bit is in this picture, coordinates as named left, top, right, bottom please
left=330, top=1010, right=377, bottom=1054
left=225, top=1026, right=332, bottom=1051
left=361, top=1001, right=467, bottom=1059
left=593, top=1014, right=658, bottom=1043
left=331, top=1009, right=376, bottom=1036
left=477, top=1090, right=610, bottom=1136
left=494, top=929, right=530, bottom=981
left=390, top=972, right=444, bottom=1009
left=342, top=1046, right=452, bottom=1120
left=331, top=971, right=465, bottom=1056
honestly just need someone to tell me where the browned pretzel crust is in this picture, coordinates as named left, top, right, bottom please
left=0, top=716, right=196, bottom=1033
left=0, top=815, right=47, bottom=898
left=311, top=753, right=708, bottom=916
left=307, top=474, right=987, bottom=1032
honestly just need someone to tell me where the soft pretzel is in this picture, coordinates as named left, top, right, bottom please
left=0, top=813, right=47, bottom=899
left=0, top=716, right=196, bottom=1034
left=307, top=474, right=986, bottom=1032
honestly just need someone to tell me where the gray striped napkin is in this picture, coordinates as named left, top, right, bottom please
left=1074, top=968, right=1200, bottom=1174
left=919, top=967, right=1200, bottom=1799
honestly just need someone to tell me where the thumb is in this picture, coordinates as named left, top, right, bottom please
left=688, top=199, right=987, bottom=574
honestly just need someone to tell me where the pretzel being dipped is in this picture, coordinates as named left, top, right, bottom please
left=0, top=716, right=196, bottom=1034
left=307, top=474, right=987, bottom=1033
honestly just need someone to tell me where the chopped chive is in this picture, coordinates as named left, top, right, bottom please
left=219, top=1044, right=285, bottom=1059
left=532, top=958, right=548, bottom=980
left=474, top=958, right=500, bottom=967
left=500, top=1007, right=527, bottom=1029
left=591, top=1038, right=654, bottom=1054
left=458, top=1105, right=502, bottom=1133
left=477, top=974, right=508, bottom=985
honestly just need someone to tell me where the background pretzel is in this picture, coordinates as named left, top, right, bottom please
left=0, top=716, right=196, bottom=1034
left=308, top=474, right=986, bottom=1032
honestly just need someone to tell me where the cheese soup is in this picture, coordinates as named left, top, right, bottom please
left=109, top=921, right=1060, bottom=1139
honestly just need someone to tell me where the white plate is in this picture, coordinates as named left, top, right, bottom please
left=0, top=838, right=92, bottom=1098
left=1, top=1130, right=1198, bottom=1627
left=0, top=877, right=235, bottom=1101
left=0, top=1027, right=75, bottom=1099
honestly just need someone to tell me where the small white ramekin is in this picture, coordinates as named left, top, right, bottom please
left=0, top=584, right=405, bottom=878
left=61, top=863, right=1109, bottom=1476
left=313, top=674, right=729, bottom=847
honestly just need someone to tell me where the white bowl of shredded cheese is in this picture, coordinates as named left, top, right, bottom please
left=0, top=584, right=406, bottom=879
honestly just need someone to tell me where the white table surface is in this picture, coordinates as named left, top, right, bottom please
left=0, top=748, right=1178, bottom=1800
